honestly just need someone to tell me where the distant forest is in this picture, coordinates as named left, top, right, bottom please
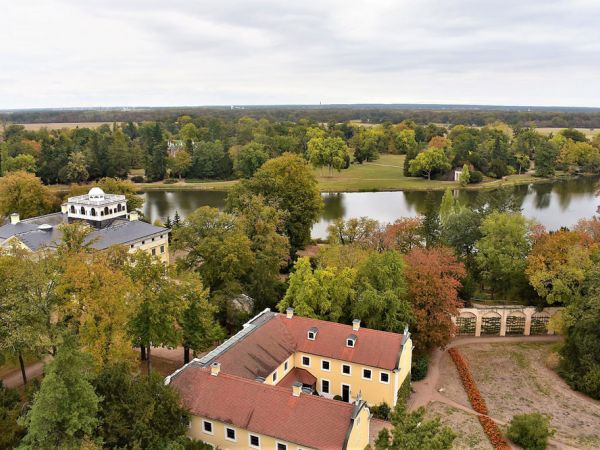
left=3, top=105, right=600, bottom=128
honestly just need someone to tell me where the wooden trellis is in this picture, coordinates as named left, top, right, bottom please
left=530, top=315, right=549, bottom=335
left=505, top=315, right=526, bottom=335
left=456, top=316, right=476, bottom=335
left=481, top=316, right=501, bottom=335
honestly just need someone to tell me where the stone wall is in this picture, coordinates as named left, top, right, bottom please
left=453, top=305, right=562, bottom=337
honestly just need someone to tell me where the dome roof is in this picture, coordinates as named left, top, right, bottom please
left=88, top=187, right=105, bottom=199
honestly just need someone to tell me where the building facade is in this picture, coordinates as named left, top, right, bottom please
left=0, top=187, right=170, bottom=263
left=166, top=308, right=413, bottom=449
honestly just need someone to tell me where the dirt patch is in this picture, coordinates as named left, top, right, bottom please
left=436, top=352, right=471, bottom=409
left=426, top=401, right=492, bottom=450
left=441, top=342, right=600, bottom=449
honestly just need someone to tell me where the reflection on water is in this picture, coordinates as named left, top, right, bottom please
left=141, top=176, right=600, bottom=239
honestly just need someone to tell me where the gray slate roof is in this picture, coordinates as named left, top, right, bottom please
left=0, top=213, right=168, bottom=251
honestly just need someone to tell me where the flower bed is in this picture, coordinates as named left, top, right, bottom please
left=478, top=415, right=511, bottom=450
left=448, top=348, right=488, bottom=415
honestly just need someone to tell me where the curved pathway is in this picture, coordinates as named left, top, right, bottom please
left=408, top=335, right=583, bottom=450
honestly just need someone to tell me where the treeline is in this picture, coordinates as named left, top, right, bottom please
left=3, top=113, right=600, bottom=186
left=4, top=106, right=600, bottom=128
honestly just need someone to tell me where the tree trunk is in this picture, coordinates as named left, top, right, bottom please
left=427, top=171, right=431, bottom=180
left=184, top=346, right=190, bottom=364
left=146, top=345, right=151, bottom=374
left=18, top=352, right=27, bottom=385
left=140, top=344, right=146, bottom=361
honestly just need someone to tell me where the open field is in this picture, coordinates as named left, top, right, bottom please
left=425, top=402, right=492, bottom=450
left=314, top=154, right=558, bottom=192
left=46, top=154, right=569, bottom=194
left=16, top=122, right=117, bottom=131
left=437, top=342, right=600, bottom=449
left=537, top=127, right=599, bottom=138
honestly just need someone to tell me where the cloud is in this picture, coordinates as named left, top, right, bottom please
left=1, top=0, right=599, bottom=108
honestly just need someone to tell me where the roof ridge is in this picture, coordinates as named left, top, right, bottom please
left=275, top=312, right=404, bottom=337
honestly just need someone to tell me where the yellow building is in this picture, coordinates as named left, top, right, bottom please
left=0, top=187, right=169, bottom=263
left=166, top=308, right=413, bottom=449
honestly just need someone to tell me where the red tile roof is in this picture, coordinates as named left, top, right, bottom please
left=277, top=367, right=317, bottom=389
left=171, top=367, right=357, bottom=450
left=281, top=314, right=404, bottom=370
left=206, top=312, right=404, bottom=381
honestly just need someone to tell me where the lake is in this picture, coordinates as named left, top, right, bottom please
left=141, top=177, right=600, bottom=239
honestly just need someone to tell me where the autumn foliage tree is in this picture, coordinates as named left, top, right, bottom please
left=526, top=230, right=594, bottom=305
left=0, top=171, right=58, bottom=219
left=405, top=247, right=465, bottom=352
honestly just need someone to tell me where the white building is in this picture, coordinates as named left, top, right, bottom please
left=0, top=188, right=170, bottom=263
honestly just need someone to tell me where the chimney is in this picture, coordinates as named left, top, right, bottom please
left=352, top=319, right=361, bottom=331
left=129, top=211, right=139, bottom=221
left=9, top=213, right=20, bottom=225
left=61, top=204, right=68, bottom=214
left=210, top=362, right=220, bottom=376
left=286, top=307, right=294, bottom=319
left=292, top=381, right=302, bottom=397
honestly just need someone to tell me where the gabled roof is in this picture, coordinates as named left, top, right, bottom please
left=170, top=367, right=359, bottom=450
left=190, top=310, right=405, bottom=380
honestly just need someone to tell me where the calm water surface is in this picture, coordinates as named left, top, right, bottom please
left=142, top=177, right=600, bottom=239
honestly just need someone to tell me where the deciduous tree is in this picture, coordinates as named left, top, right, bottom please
left=476, top=212, right=534, bottom=298
left=405, top=247, right=465, bottom=352
left=409, top=148, right=451, bottom=180
left=0, top=171, right=58, bottom=219
left=19, top=339, right=100, bottom=450
left=227, top=153, right=322, bottom=253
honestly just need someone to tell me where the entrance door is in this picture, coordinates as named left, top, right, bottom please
left=342, top=384, right=350, bottom=402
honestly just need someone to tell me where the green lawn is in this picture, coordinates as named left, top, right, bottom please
left=47, top=154, right=561, bottom=194
left=313, top=154, right=552, bottom=192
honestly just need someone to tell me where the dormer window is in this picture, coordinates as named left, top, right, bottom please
left=307, top=327, right=318, bottom=340
left=346, top=334, right=357, bottom=348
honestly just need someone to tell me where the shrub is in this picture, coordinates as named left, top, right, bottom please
left=333, top=395, right=343, bottom=401
left=507, top=413, right=554, bottom=450
left=469, top=170, right=483, bottom=183
left=370, top=402, right=392, bottom=420
left=448, top=348, right=488, bottom=415
left=131, top=175, right=144, bottom=183
left=163, top=178, right=178, bottom=184
left=411, top=353, right=429, bottom=381
left=479, top=415, right=511, bottom=450
left=397, top=376, right=411, bottom=404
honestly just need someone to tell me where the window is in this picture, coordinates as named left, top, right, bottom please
left=302, top=356, right=310, bottom=367
left=272, top=371, right=277, bottom=382
left=160, top=245, right=165, bottom=254
left=202, top=420, right=213, bottom=434
left=321, top=359, right=330, bottom=371
left=141, top=240, right=145, bottom=245
left=342, top=364, right=351, bottom=375
left=249, top=434, right=260, bottom=449
left=362, top=368, right=372, bottom=380
left=284, top=360, right=289, bottom=371
left=152, top=237, right=155, bottom=242
left=321, top=379, right=330, bottom=394
left=277, top=443, right=287, bottom=450
left=380, top=372, right=390, bottom=384
left=346, top=338, right=355, bottom=348
left=307, top=331, right=316, bottom=340
left=130, top=244, right=134, bottom=249
left=152, top=248, right=156, bottom=256
left=225, top=427, right=236, bottom=441
left=160, top=234, right=163, bottom=238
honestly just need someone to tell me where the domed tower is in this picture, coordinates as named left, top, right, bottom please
left=64, top=187, right=129, bottom=228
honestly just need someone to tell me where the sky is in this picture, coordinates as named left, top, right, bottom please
left=1, top=0, right=600, bottom=109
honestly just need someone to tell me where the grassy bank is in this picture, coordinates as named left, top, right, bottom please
left=47, top=154, right=573, bottom=194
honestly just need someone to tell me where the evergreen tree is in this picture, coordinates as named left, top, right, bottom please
left=144, top=124, right=167, bottom=181
left=421, top=193, right=441, bottom=248
left=19, top=339, right=99, bottom=449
